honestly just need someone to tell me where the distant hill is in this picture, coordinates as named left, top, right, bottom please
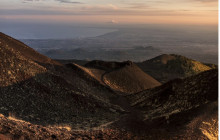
left=137, top=54, right=214, bottom=83
left=84, top=60, right=161, bottom=94
left=55, top=54, right=215, bottom=84
left=56, top=59, right=89, bottom=65
left=43, top=46, right=161, bottom=62
left=66, top=63, right=106, bottom=85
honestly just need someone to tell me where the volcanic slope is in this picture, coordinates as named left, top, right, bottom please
left=0, top=113, right=142, bottom=140
left=0, top=33, right=59, bottom=86
left=123, top=69, right=218, bottom=139
left=137, top=54, right=214, bottom=83
left=0, top=32, right=123, bottom=130
left=0, top=33, right=218, bottom=139
left=84, top=60, right=161, bottom=94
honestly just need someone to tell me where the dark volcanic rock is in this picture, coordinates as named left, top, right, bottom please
left=0, top=32, right=218, bottom=139
left=125, top=69, right=218, bottom=139
left=0, top=32, right=121, bottom=129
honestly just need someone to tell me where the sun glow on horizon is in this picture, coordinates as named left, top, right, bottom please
left=0, top=0, right=218, bottom=25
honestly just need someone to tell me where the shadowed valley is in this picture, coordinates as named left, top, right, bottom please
left=0, top=32, right=218, bottom=139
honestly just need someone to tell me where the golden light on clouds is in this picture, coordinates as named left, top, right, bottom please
left=0, top=0, right=218, bottom=25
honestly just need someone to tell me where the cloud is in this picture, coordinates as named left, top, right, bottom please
left=123, top=1, right=170, bottom=10
left=22, top=0, right=82, bottom=4
left=108, top=4, right=118, bottom=10
left=195, top=0, right=217, bottom=2
left=22, top=0, right=45, bottom=2
left=23, top=0, right=43, bottom=2
left=55, top=0, right=83, bottom=4
left=0, top=8, right=208, bottom=17
left=126, top=4, right=150, bottom=9
left=107, top=19, right=118, bottom=24
left=81, top=4, right=119, bottom=11
left=1, top=1, right=217, bottom=17
left=192, top=0, right=218, bottom=6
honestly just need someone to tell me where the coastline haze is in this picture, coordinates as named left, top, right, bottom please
left=2, top=22, right=215, bottom=64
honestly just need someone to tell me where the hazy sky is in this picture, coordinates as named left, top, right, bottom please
left=0, top=0, right=218, bottom=25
